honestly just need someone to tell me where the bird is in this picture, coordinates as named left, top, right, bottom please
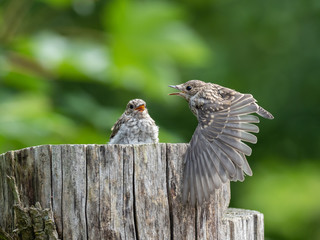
left=169, top=80, right=274, bottom=205
left=109, top=99, right=159, bottom=144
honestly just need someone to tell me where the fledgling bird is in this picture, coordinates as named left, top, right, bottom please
left=169, top=80, right=274, bottom=205
left=109, top=99, right=159, bottom=144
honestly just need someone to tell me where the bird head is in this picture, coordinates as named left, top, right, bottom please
left=169, top=80, right=207, bottom=101
left=125, top=99, right=147, bottom=115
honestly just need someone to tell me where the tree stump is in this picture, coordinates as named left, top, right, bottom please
left=0, top=144, right=264, bottom=240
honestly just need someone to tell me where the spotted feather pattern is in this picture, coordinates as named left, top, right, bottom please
left=177, top=81, right=273, bottom=205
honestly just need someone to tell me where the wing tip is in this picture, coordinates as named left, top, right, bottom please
left=257, top=106, right=274, bottom=119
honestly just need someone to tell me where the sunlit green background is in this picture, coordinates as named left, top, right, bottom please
left=1, top=0, right=319, bottom=239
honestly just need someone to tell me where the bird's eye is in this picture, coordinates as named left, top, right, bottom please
left=129, top=104, right=134, bottom=109
left=186, top=86, right=192, bottom=91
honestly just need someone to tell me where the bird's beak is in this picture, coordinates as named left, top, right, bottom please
left=168, top=84, right=184, bottom=96
left=135, top=104, right=145, bottom=112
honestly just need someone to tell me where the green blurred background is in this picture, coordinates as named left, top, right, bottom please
left=0, top=0, right=319, bottom=239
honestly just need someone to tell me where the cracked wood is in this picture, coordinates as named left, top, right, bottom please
left=0, top=144, right=264, bottom=240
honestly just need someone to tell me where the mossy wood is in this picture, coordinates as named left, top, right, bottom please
left=0, top=144, right=263, bottom=240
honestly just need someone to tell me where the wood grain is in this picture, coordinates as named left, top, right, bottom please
left=221, top=208, right=264, bottom=240
left=86, top=144, right=101, bottom=240
left=0, top=151, right=15, bottom=233
left=0, top=144, right=264, bottom=240
left=61, top=144, right=87, bottom=240
left=51, top=145, right=63, bottom=237
left=133, top=144, right=170, bottom=240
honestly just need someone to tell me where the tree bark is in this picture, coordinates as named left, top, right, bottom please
left=0, top=144, right=264, bottom=240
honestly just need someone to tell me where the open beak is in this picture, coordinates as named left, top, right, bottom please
left=135, top=104, right=145, bottom=112
left=168, top=85, right=184, bottom=96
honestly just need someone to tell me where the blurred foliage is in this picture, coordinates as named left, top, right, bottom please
left=0, top=0, right=319, bottom=239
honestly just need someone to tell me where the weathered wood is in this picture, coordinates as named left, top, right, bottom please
left=6, top=176, right=59, bottom=240
left=167, top=143, right=196, bottom=240
left=0, top=144, right=264, bottom=240
left=122, top=145, right=136, bottom=239
left=167, top=144, right=231, bottom=240
left=99, top=144, right=127, bottom=239
left=133, top=144, right=170, bottom=240
left=0, top=151, right=15, bottom=232
left=51, top=145, right=63, bottom=237
left=33, top=145, right=52, bottom=209
left=61, top=145, right=87, bottom=240
left=221, top=208, right=264, bottom=240
left=86, top=145, right=101, bottom=240
left=13, top=148, right=36, bottom=207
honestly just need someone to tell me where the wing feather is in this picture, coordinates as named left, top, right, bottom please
left=214, top=139, right=244, bottom=167
left=109, top=113, right=128, bottom=140
left=182, top=86, right=272, bottom=204
left=192, top=149, right=203, bottom=205
left=230, top=95, right=255, bottom=110
left=224, top=122, right=259, bottom=133
left=195, top=149, right=210, bottom=201
left=222, top=128, right=257, bottom=143
left=210, top=141, right=236, bottom=177
left=229, top=104, right=258, bottom=116
left=233, top=166, right=245, bottom=181
left=217, top=135, right=252, bottom=156
left=227, top=115, right=260, bottom=123
left=240, top=153, right=253, bottom=176
left=182, top=150, right=191, bottom=204
left=189, top=151, right=196, bottom=206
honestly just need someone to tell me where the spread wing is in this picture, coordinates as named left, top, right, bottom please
left=182, top=89, right=273, bottom=205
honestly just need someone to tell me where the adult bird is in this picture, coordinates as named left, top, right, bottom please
left=109, top=99, right=159, bottom=144
left=169, top=80, right=273, bottom=205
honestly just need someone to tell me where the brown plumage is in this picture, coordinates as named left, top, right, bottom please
left=109, top=99, right=159, bottom=144
left=169, top=80, right=273, bottom=205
